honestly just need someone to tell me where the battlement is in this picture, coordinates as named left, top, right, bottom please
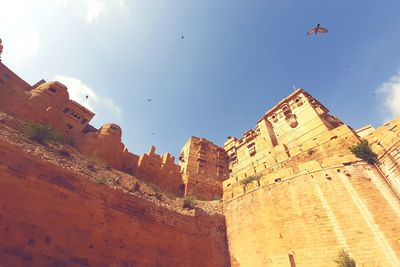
left=135, top=145, right=184, bottom=195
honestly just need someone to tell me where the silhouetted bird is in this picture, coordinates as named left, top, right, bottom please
left=147, top=99, right=152, bottom=102
left=85, top=95, right=89, bottom=100
left=152, top=132, right=155, bottom=135
left=307, top=24, right=328, bottom=36
left=181, top=35, right=184, bottom=39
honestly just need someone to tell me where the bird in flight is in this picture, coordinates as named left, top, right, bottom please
left=181, top=35, right=184, bottom=39
left=85, top=95, right=89, bottom=100
left=147, top=99, right=152, bottom=102
left=307, top=24, right=328, bottom=36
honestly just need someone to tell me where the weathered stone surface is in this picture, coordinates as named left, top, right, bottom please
left=1, top=59, right=400, bottom=267
left=0, top=139, right=230, bottom=267
left=180, top=137, right=229, bottom=200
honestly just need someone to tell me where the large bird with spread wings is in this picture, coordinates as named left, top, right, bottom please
left=307, top=24, right=328, bottom=36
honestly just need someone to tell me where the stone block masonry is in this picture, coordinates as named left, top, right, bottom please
left=224, top=165, right=400, bottom=266
left=0, top=139, right=230, bottom=267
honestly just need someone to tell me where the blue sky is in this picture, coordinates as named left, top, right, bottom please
left=1, top=0, right=400, bottom=158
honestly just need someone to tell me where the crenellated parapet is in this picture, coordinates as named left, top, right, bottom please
left=135, top=146, right=184, bottom=196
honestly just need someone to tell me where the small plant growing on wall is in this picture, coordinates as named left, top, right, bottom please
left=334, top=249, right=356, bottom=267
left=183, top=196, right=197, bottom=210
left=95, top=176, right=111, bottom=186
left=24, top=123, right=63, bottom=144
left=240, top=174, right=262, bottom=186
left=350, top=139, right=377, bottom=164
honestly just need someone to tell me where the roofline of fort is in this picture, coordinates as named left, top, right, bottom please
left=257, top=88, right=307, bottom=123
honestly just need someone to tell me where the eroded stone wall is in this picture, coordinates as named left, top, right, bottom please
left=224, top=165, right=400, bottom=267
left=0, top=139, right=229, bottom=267
left=364, top=116, right=400, bottom=198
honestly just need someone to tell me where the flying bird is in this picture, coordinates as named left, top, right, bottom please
left=147, top=99, right=152, bottom=102
left=85, top=95, right=89, bottom=100
left=181, top=35, right=184, bottom=39
left=307, top=24, right=328, bottom=36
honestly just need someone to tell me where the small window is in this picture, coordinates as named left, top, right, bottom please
left=274, top=178, right=281, bottom=183
left=67, top=123, right=73, bottom=130
left=295, top=97, right=303, bottom=107
left=48, top=87, right=57, bottom=93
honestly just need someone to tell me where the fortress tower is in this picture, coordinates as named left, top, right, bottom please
left=224, top=89, right=344, bottom=183
left=179, top=137, right=229, bottom=200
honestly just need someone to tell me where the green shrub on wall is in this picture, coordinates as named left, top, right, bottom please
left=240, top=174, right=262, bottom=186
left=24, top=123, right=63, bottom=144
left=334, top=250, right=356, bottom=267
left=350, top=139, right=377, bottom=164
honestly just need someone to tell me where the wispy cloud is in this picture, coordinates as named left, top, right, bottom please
left=85, top=0, right=106, bottom=23
left=377, top=71, right=400, bottom=121
left=0, top=29, right=40, bottom=67
left=54, top=75, right=123, bottom=126
left=84, top=0, right=126, bottom=23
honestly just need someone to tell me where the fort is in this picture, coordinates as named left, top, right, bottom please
left=0, top=55, right=400, bottom=266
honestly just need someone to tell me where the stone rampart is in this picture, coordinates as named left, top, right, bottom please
left=0, top=139, right=230, bottom=267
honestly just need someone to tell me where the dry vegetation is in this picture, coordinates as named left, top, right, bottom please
left=0, top=111, right=223, bottom=215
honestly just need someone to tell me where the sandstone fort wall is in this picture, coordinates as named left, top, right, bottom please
left=0, top=139, right=230, bottom=267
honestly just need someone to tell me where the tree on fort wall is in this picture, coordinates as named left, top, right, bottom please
left=350, top=139, right=377, bottom=164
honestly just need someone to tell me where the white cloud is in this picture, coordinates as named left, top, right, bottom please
left=85, top=0, right=106, bottom=23
left=84, top=0, right=126, bottom=23
left=0, top=29, right=40, bottom=66
left=54, top=75, right=123, bottom=125
left=11, top=29, right=40, bottom=59
left=377, top=71, right=400, bottom=120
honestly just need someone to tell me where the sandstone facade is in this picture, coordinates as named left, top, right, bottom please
left=0, top=139, right=230, bottom=266
left=179, top=137, right=229, bottom=200
left=1, top=58, right=400, bottom=266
